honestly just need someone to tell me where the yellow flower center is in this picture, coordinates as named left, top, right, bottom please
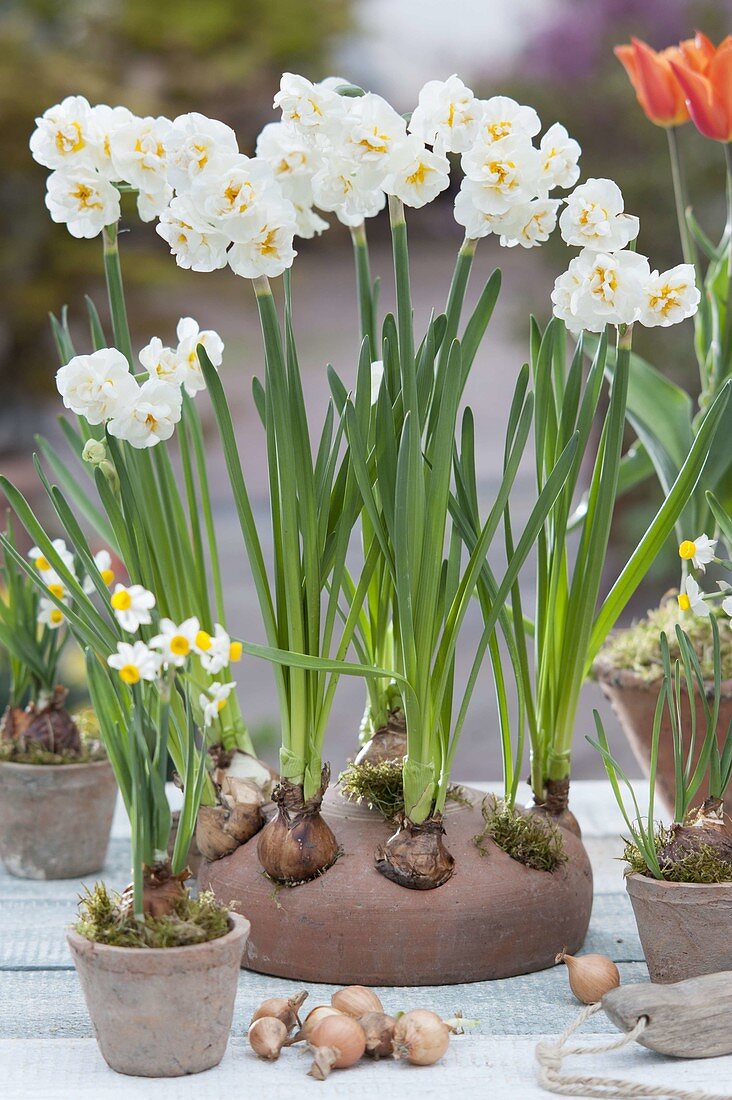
left=650, top=284, right=684, bottom=316
left=679, top=540, right=696, bottom=560
left=119, top=664, right=141, bottom=685
left=229, top=641, right=243, bottom=662
left=678, top=593, right=691, bottom=611
left=35, top=556, right=51, bottom=572
left=196, top=630, right=212, bottom=651
left=259, top=229, right=279, bottom=256
left=487, top=120, right=511, bottom=140
left=56, top=122, right=85, bottom=155
left=487, top=160, right=516, bottom=189
left=50, top=609, right=64, bottom=625
left=72, top=182, right=102, bottom=210
left=170, top=634, right=190, bottom=657
left=111, top=589, right=132, bottom=611
left=406, top=162, right=431, bottom=187
left=101, top=569, right=115, bottom=585
left=216, top=697, right=227, bottom=712
left=47, top=583, right=64, bottom=599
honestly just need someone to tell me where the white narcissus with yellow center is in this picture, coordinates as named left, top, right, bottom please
left=460, top=135, right=541, bottom=216
left=496, top=198, right=562, bottom=249
left=200, top=681, right=237, bottom=727
left=679, top=534, right=717, bottom=573
left=195, top=623, right=241, bottom=675
left=29, top=539, right=75, bottom=577
left=227, top=206, right=298, bottom=279
left=382, top=137, right=450, bottom=209
left=552, top=249, right=651, bottom=333
left=30, top=95, right=102, bottom=171
left=174, top=317, right=224, bottom=396
left=639, top=265, right=701, bottom=328
left=139, top=336, right=182, bottom=385
left=151, top=617, right=201, bottom=667
left=559, top=178, right=639, bottom=253
left=165, top=112, right=239, bottom=192
left=409, top=74, right=482, bottom=154
left=107, top=378, right=183, bottom=449
left=109, top=114, right=173, bottom=222
left=274, top=73, right=348, bottom=140
left=108, top=641, right=163, bottom=685
left=538, top=123, right=581, bottom=191
left=37, top=598, right=66, bottom=630
left=677, top=575, right=711, bottom=617
left=155, top=196, right=231, bottom=273
left=110, top=583, right=156, bottom=633
left=56, top=348, right=138, bottom=425
left=476, top=95, right=541, bottom=145
left=45, top=167, right=121, bottom=238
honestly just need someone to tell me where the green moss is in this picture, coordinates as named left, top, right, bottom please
left=338, top=760, right=471, bottom=821
left=596, top=600, right=732, bottom=683
left=623, top=827, right=732, bottom=883
left=474, top=798, right=568, bottom=872
left=75, top=883, right=231, bottom=948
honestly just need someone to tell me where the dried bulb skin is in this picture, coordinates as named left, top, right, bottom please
left=248, top=1016, right=288, bottom=1061
left=375, top=814, right=455, bottom=890
left=309, top=1015, right=366, bottom=1073
left=556, top=950, right=620, bottom=1004
left=118, top=861, right=190, bottom=919
left=392, top=1009, right=450, bottom=1066
left=251, top=990, right=308, bottom=1033
left=529, top=778, right=581, bottom=837
left=288, top=1005, right=342, bottom=1045
left=196, top=787, right=264, bottom=862
left=257, top=765, right=339, bottom=885
left=308, top=1046, right=339, bottom=1080
left=331, top=985, right=384, bottom=1017
left=657, top=799, right=732, bottom=869
left=355, top=710, right=407, bottom=766
left=359, top=1012, right=396, bottom=1058
left=1, top=687, right=82, bottom=756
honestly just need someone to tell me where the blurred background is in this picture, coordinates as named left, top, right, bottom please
left=1, top=0, right=730, bottom=779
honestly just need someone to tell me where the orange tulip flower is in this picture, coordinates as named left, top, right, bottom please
left=615, top=37, right=689, bottom=127
left=670, top=36, right=732, bottom=142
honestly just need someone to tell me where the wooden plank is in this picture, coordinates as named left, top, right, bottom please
left=0, top=963, right=650, bottom=1041
left=2, top=1033, right=730, bottom=1100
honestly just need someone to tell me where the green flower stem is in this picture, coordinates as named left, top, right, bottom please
left=350, top=221, right=376, bottom=353
left=102, top=223, right=133, bottom=366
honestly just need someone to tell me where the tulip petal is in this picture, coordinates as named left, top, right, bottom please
left=709, top=42, right=732, bottom=139
left=632, top=39, right=687, bottom=126
left=670, top=59, right=729, bottom=141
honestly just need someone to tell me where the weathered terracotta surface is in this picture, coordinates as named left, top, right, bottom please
left=200, top=787, right=593, bottom=986
left=67, top=913, right=250, bottom=1077
left=594, top=660, right=732, bottom=814
left=626, top=872, right=732, bottom=984
left=0, top=760, right=116, bottom=879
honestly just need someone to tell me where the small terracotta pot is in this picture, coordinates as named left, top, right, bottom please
left=67, top=912, right=250, bottom=1077
left=626, top=872, right=732, bottom=983
left=0, top=760, right=116, bottom=879
left=167, top=809, right=202, bottom=878
left=594, top=658, right=732, bottom=814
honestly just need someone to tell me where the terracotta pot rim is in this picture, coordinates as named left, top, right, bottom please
left=626, top=870, right=732, bottom=894
left=0, top=758, right=111, bottom=775
left=593, top=657, right=732, bottom=698
left=66, top=910, right=250, bottom=959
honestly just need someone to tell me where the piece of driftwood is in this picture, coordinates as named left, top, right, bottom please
left=602, top=971, right=732, bottom=1058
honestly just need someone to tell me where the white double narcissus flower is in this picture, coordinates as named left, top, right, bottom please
left=460, top=135, right=541, bottom=215
left=382, top=137, right=450, bottom=209
left=110, top=115, right=172, bottom=222
left=200, top=681, right=237, bottom=727
left=344, top=93, right=410, bottom=186
left=156, top=196, right=230, bottom=272
left=110, top=583, right=156, bottom=632
left=495, top=198, right=562, bottom=249
left=409, top=74, right=482, bottom=154
left=107, top=378, right=183, bottom=449
left=165, top=112, right=239, bottom=192
left=195, top=623, right=239, bottom=674
left=90, top=104, right=134, bottom=177
left=38, top=598, right=65, bottom=630
left=559, top=179, right=639, bottom=253
left=255, top=121, right=328, bottom=240
left=679, top=535, right=717, bottom=573
left=538, top=123, right=581, bottom=191
left=174, top=317, right=224, bottom=396
left=227, top=205, right=298, bottom=279
left=551, top=249, right=650, bottom=333
left=311, top=157, right=386, bottom=227
left=56, top=348, right=137, bottom=425
left=108, top=641, right=163, bottom=685
left=45, top=167, right=121, bottom=238
left=30, top=95, right=101, bottom=171
left=139, top=336, right=181, bottom=385
left=638, top=265, right=700, bottom=328
left=274, top=73, right=347, bottom=141
left=151, top=617, right=200, bottom=667
left=189, top=154, right=277, bottom=240
left=677, top=575, right=710, bottom=617
left=476, top=96, right=541, bottom=144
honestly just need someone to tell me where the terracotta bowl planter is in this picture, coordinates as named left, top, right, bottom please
left=626, top=872, right=732, bottom=983
left=594, top=657, right=732, bottom=814
left=0, top=760, right=116, bottom=879
left=67, top=912, right=249, bottom=1077
left=199, top=786, right=593, bottom=986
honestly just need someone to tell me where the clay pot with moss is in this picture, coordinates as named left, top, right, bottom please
left=594, top=600, right=732, bottom=813
left=0, top=697, right=116, bottom=879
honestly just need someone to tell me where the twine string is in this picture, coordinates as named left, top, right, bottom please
left=535, top=1002, right=732, bottom=1100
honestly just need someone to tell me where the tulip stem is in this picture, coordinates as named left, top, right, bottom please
left=666, top=126, right=694, bottom=270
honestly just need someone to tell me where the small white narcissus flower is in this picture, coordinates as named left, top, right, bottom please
left=476, top=96, right=541, bottom=144
left=29, top=539, right=75, bottom=576
left=109, top=115, right=172, bottom=220
left=453, top=183, right=502, bottom=240
left=175, top=317, right=224, bottom=396
left=107, top=378, right=183, bottom=449
left=311, top=158, right=386, bottom=226
left=679, top=534, right=717, bottom=573
left=273, top=73, right=347, bottom=139
left=189, top=155, right=276, bottom=241
left=151, top=617, right=201, bottom=667
left=45, top=167, right=121, bottom=239
left=195, top=623, right=236, bottom=674
left=460, top=136, right=541, bottom=215
left=678, top=575, right=711, bottom=616
left=90, top=104, right=135, bottom=177
left=30, top=95, right=100, bottom=171
left=538, top=123, right=581, bottom=191
left=382, top=137, right=450, bottom=209
left=409, top=74, right=482, bottom=153
left=139, top=337, right=181, bottom=385
left=552, top=249, right=650, bottom=333
left=83, top=548, right=115, bottom=594
left=639, top=264, right=700, bottom=328
left=156, top=196, right=230, bottom=273
left=108, top=641, right=163, bottom=685
left=344, top=93, right=410, bottom=184
left=110, top=583, right=156, bottom=632
left=227, top=208, right=298, bottom=279
left=56, top=348, right=138, bottom=425
left=165, top=112, right=239, bottom=192
left=496, top=198, right=562, bottom=249
left=559, top=178, right=639, bottom=253
left=38, top=598, right=65, bottom=630
left=200, top=681, right=237, bottom=727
